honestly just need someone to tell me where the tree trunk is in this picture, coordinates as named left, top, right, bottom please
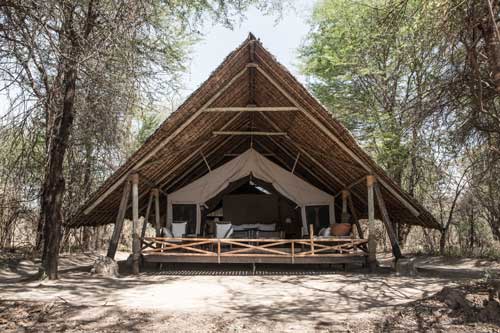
left=439, top=229, right=447, bottom=255
left=94, top=226, right=100, bottom=251
left=40, top=42, right=78, bottom=279
left=481, top=0, right=500, bottom=94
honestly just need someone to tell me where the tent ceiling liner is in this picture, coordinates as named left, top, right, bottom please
left=69, top=33, right=440, bottom=230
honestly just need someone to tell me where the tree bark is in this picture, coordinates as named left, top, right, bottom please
left=40, top=59, right=77, bottom=278
left=481, top=0, right=500, bottom=95
left=40, top=6, right=79, bottom=278
left=439, top=229, right=447, bottom=255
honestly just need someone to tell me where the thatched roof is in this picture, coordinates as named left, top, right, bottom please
left=69, top=34, right=439, bottom=230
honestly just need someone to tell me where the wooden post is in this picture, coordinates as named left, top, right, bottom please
left=374, top=182, right=402, bottom=258
left=342, top=190, right=349, bottom=215
left=140, top=192, right=154, bottom=240
left=367, top=175, right=376, bottom=271
left=217, top=240, right=221, bottom=264
left=153, top=189, right=161, bottom=237
left=332, top=196, right=336, bottom=224
left=309, top=223, right=315, bottom=255
left=131, top=173, right=140, bottom=275
left=291, top=241, right=295, bottom=264
left=347, top=193, right=364, bottom=239
left=107, top=180, right=131, bottom=259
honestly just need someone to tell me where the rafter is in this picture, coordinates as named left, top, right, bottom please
left=213, top=131, right=287, bottom=136
left=204, top=106, right=299, bottom=112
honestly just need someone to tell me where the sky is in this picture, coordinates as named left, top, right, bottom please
left=178, top=0, right=313, bottom=101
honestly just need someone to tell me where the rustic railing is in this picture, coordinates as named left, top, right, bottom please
left=141, top=237, right=369, bottom=264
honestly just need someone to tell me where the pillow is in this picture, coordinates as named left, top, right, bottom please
left=319, top=227, right=331, bottom=237
left=232, top=225, right=243, bottom=231
left=258, top=223, right=276, bottom=231
left=234, top=224, right=257, bottom=230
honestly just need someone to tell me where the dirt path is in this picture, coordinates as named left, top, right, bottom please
left=0, top=253, right=497, bottom=332
left=0, top=253, right=456, bottom=332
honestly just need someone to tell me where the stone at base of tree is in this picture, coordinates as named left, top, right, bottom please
left=90, top=256, right=119, bottom=277
left=394, top=257, right=417, bottom=276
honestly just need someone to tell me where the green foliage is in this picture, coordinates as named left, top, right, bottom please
left=300, top=0, right=448, bottom=183
left=300, top=0, right=500, bottom=256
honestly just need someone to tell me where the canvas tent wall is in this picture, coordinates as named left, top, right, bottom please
left=167, top=148, right=335, bottom=234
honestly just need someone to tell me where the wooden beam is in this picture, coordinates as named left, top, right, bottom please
left=291, top=152, right=300, bottom=174
left=374, top=181, right=402, bottom=259
left=84, top=65, right=249, bottom=215
left=204, top=107, right=299, bottom=112
left=131, top=173, right=140, bottom=274
left=254, top=64, right=421, bottom=217
left=213, top=131, right=287, bottom=136
left=201, top=151, right=211, bottom=172
left=347, top=192, right=364, bottom=239
left=106, top=180, right=131, bottom=259
left=224, top=153, right=274, bottom=157
left=367, top=175, right=376, bottom=272
left=341, top=190, right=349, bottom=214
left=309, top=224, right=315, bottom=255
left=140, top=191, right=154, bottom=240
left=335, top=176, right=367, bottom=198
left=153, top=189, right=161, bottom=236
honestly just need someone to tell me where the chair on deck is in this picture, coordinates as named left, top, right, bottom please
left=215, top=222, right=233, bottom=239
left=171, top=221, right=187, bottom=238
left=161, top=221, right=187, bottom=244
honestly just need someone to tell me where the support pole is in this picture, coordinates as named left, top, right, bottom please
left=341, top=190, right=349, bottom=225
left=309, top=223, right=315, bottom=255
left=291, top=152, right=300, bottom=174
left=342, top=190, right=349, bottom=214
left=374, top=182, right=402, bottom=258
left=107, top=180, right=131, bottom=259
left=332, top=196, right=336, bottom=224
left=140, top=191, right=154, bottom=240
left=367, top=175, right=376, bottom=272
left=153, top=189, right=161, bottom=237
left=347, top=192, right=364, bottom=239
left=131, top=173, right=140, bottom=275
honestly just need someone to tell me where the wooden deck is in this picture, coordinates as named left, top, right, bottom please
left=140, top=237, right=369, bottom=265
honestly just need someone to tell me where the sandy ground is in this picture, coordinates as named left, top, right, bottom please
left=0, top=252, right=497, bottom=332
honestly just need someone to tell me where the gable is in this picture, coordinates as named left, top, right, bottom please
left=70, top=34, right=439, bottom=230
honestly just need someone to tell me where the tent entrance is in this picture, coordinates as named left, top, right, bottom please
left=200, top=175, right=303, bottom=238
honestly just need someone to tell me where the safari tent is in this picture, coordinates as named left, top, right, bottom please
left=70, top=34, right=439, bottom=273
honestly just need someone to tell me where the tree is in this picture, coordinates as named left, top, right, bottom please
left=300, top=0, right=500, bottom=254
left=299, top=0, right=448, bottom=246
left=0, top=0, right=286, bottom=279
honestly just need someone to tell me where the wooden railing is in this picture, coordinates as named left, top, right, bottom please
left=141, top=237, right=368, bottom=264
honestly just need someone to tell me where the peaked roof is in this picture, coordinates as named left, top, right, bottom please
left=70, top=34, right=439, bottom=229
